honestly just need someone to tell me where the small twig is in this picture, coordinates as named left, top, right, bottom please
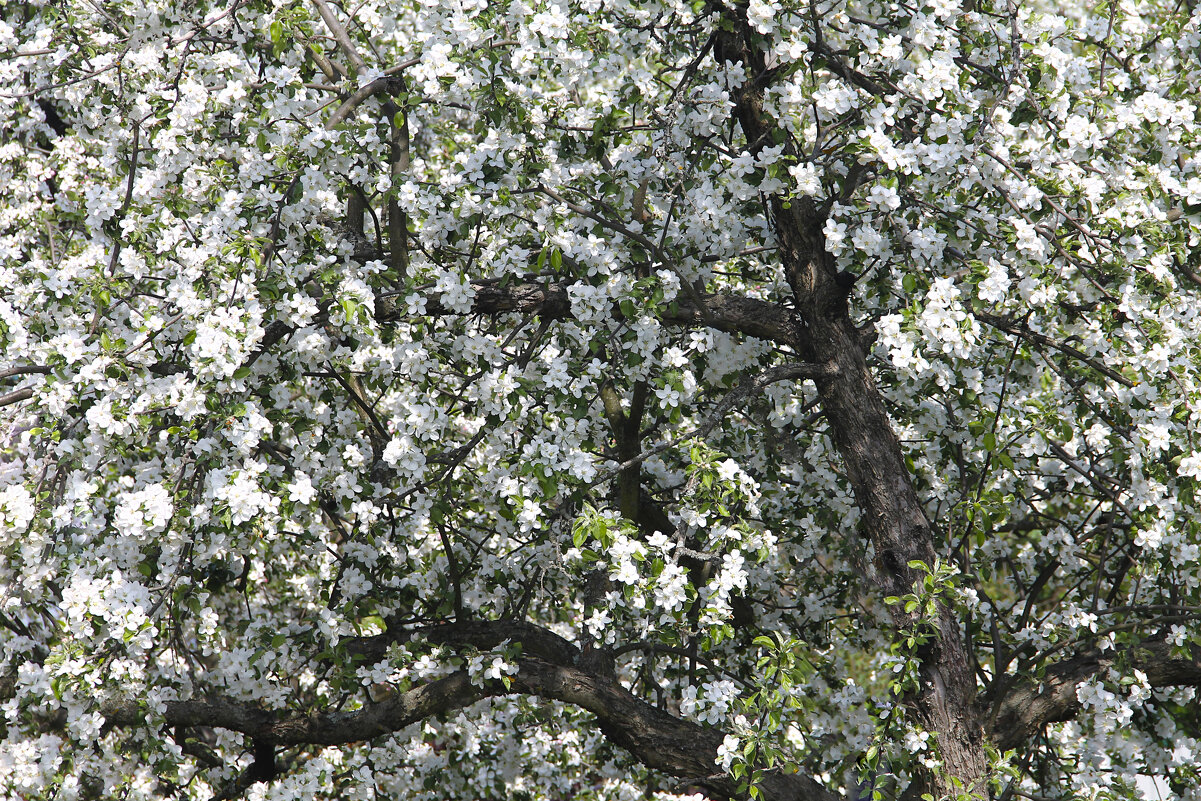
left=975, top=312, right=1134, bottom=388
left=1042, top=439, right=1133, bottom=521
left=594, top=362, right=834, bottom=485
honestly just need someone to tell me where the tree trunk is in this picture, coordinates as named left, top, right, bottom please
left=712, top=7, right=990, bottom=797
left=806, top=297, right=990, bottom=800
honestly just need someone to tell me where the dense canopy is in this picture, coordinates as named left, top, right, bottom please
left=2, top=0, right=1201, bottom=800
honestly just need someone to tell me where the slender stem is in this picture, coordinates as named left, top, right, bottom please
left=383, top=97, right=410, bottom=279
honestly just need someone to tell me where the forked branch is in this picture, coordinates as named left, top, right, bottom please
left=102, top=619, right=838, bottom=801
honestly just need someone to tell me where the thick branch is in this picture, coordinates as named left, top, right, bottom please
left=141, top=284, right=799, bottom=401
left=377, top=282, right=806, bottom=349
left=104, top=620, right=836, bottom=801
left=810, top=41, right=891, bottom=98
left=0, top=365, right=51, bottom=381
left=513, top=659, right=836, bottom=801
left=0, top=387, right=34, bottom=408
left=103, top=673, right=477, bottom=746
left=988, top=638, right=1201, bottom=750
left=383, top=95, right=410, bottom=278
left=670, top=292, right=806, bottom=349
left=310, top=0, right=367, bottom=74
left=326, top=76, right=403, bottom=129
left=346, top=619, right=581, bottom=666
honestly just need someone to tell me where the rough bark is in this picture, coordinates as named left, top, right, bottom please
left=103, top=619, right=837, bottom=801
left=987, top=637, right=1201, bottom=750
left=711, top=6, right=990, bottom=797
left=93, top=616, right=1201, bottom=801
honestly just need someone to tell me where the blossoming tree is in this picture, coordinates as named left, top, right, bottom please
left=2, top=0, right=1201, bottom=798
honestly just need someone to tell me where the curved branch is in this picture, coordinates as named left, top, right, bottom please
left=102, top=620, right=837, bottom=801
left=377, top=281, right=807, bottom=350
left=325, top=76, right=402, bottom=129
left=136, top=284, right=799, bottom=410
left=346, top=619, right=581, bottom=665
left=102, top=672, right=477, bottom=745
left=513, top=659, right=836, bottom=801
left=987, top=637, right=1201, bottom=750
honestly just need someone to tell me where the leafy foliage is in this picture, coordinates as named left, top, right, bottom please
left=1, top=0, right=1200, bottom=799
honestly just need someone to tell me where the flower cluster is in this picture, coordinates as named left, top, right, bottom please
left=0, top=0, right=1200, bottom=798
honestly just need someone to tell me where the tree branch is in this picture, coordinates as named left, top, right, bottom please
left=0, top=387, right=34, bottom=408
left=103, top=620, right=837, bottom=801
left=376, top=281, right=807, bottom=350
left=325, top=76, right=400, bottom=129
left=987, top=637, right=1201, bottom=750
left=345, top=619, right=582, bottom=666
left=309, top=0, right=367, bottom=74
left=0, top=365, right=51, bottom=381
left=975, top=311, right=1135, bottom=388
left=383, top=94, right=410, bottom=278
